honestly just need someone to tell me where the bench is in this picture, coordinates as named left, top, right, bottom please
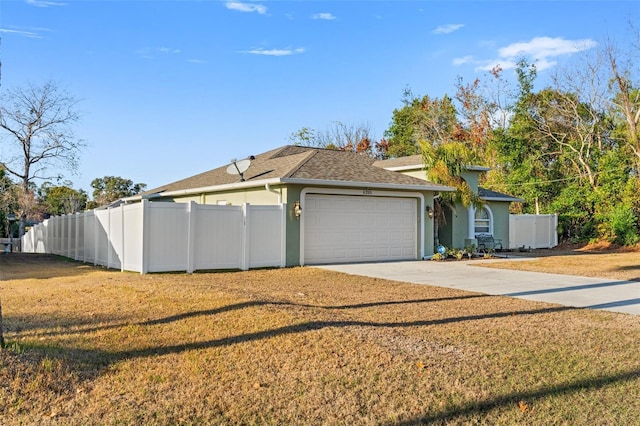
left=476, top=234, right=503, bottom=252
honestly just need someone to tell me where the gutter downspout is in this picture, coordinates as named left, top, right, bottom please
left=265, top=183, right=282, bottom=204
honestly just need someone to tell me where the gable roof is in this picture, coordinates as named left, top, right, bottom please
left=373, top=155, right=491, bottom=172
left=373, top=155, right=423, bottom=170
left=138, top=146, right=454, bottom=199
left=373, top=155, right=523, bottom=203
left=478, top=187, right=524, bottom=202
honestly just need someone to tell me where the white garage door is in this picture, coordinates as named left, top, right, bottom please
left=304, top=194, right=417, bottom=264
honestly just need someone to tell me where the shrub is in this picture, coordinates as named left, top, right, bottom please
left=610, top=204, right=640, bottom=246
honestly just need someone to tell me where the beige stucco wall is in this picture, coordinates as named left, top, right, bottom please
left=399, top=169, right=427, bottom=180
left=165, top=186, right=286, bottom=206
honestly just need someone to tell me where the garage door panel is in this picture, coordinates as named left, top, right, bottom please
left=304, top=194, right=418, bottom=264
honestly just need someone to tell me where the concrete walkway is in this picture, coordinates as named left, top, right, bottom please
left=317, top=259, right=640, bottom=315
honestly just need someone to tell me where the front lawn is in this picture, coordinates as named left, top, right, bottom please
left=1, top=254, right=639, bottom=425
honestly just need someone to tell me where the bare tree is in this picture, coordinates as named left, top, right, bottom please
left=528, top=49, right=612, bottom=190
left=0, top=80, right=84, bottom=235
left=289, top=122, right=379, bottom=157
left=605, top=30, right=640, bottom=172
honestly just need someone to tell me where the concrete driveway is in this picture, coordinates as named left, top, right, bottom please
left=317, top=259, right=640, bottom=315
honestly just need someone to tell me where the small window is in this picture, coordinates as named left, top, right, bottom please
left=474, top=207, right=491, bottom=235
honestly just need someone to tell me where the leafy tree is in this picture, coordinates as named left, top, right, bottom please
left=385, top=88, right=458, bottom=158
left=38, top=182, right=88, bottom=216
left=0, top=168, right=20, bottom=238
left=489, top=60, right=568, bottom=214
left=0, top=81, right=84, bottom=236
left=288, top=127, right=316, bottom=147
left=89, top=176, right=146, bottom=208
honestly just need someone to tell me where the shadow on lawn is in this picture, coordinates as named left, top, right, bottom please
left=7, top=300, right=572, bottom=369
left=62, top=304, right=574, bottom=363
left=6, top=302, right=573, bottom=381
left=390, top=367, right=640, bottom=425
left=614, top=264, right=640, bottom=281
left=9, top=294, right=489, bottom=338
left=8, top=301, right=632, bottom=422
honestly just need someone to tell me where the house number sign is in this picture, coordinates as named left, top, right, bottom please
left=362, top=189, right=373, bottom=195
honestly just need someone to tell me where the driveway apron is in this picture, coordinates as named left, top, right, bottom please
left=316, top=260, right=640, bottom=315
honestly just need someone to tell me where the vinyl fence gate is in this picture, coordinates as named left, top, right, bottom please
left=509, top=213, right=558, bottom=249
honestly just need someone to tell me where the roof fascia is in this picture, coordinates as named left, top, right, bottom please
left=383, top=164, right=423, bottom=172
left=466, top=165, right=492, bottom=172
left=122, top=178, right=285, bottom=202
left=281, top=177, right=455, bottom=192
left=481, top=196, right=525, bottom=202
left=122, top=176, right=456, bottom=204
left=382, top=164, right=492, bottom=173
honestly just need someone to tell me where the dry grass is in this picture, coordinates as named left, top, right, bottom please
left=482, top=243, right=640, bottom=281
left=1, top=253, right=639, bottom=425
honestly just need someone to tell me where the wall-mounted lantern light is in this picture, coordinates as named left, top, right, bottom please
left=294, top=201, right=302, bottom=218
left=426, top=205, right=434, bottom=219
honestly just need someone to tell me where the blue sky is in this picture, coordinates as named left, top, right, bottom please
left=1, top=0, right=638, bottom=194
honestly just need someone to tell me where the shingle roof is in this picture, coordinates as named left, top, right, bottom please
left=478, top=187, right=524, bottom=202
left=142, top=146, right=451, bottom=196
left=373, top=155, right=422, bottom=169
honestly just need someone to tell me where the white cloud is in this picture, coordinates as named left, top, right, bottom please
left=0, top=28, right=42, bottom=38
left=226, top=2, right=267, bottom=15
left=459, top=36, right=598, bottom=73
left=452, top=55, right=473, bottom=66
left=243, top=47, right=305, bottom=56
left=498, top=36, right=597, bottom=60
left=187, top=59, right=208, bottom=64
left=158, top=47, right=181, bottom=54
left=26, top=0, right=66, bottom=7
left=312, top=13, right=336, bottom=20
left=135, top=47, right=181, bottom=59
left=433, top=24, right=463, bottom=35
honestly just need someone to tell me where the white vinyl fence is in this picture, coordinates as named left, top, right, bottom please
left=509, top=214, right=558, bottom=249
left=21, top=201, right=287, bottom=273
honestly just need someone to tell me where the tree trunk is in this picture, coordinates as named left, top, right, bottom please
left=18, top=214, right=26, bottom=240
left=0, top=299, right=5, bottom=349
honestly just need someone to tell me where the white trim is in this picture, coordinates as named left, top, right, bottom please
left=382, top=163, right=492, bottom=173
left=283, top=178, right=453, bottom=192
left=468, top=206, right=475, bottom=241
left=481, top=196, right=525, bottom=202
left=123, top=178, right=284, bottom=202
left=466, top=165, right=492, bottom=172
left=299, top=187, right=426, bottom=265
left=123, top=177, right=455, bottom=203
left=473, top=205, right=494, bottom=236
left=382, top=164, right=422, bottom=172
